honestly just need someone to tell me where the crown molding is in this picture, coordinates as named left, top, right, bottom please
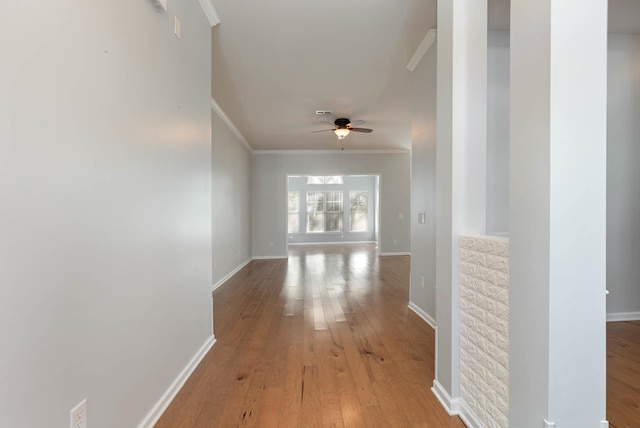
left=210, top=98, right=253, bottom=152
left=251, top=149, right=410, bottom=155
left=406, top=29, right=437, bottom=72
left=198, top=0, right=220, bottom=27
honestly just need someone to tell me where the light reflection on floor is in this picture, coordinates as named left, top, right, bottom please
left=282, top=244, right=381, bottom=330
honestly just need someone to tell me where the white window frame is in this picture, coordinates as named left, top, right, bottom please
left=306, top=175, right=344, bottom=185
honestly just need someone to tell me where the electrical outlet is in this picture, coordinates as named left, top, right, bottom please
left=420, top=276, right=425, bottom=288
left=393, top=239, right=397, bottom=244
left=268, top=241, right=274, bottom=248
left=70, top=399, right=87, bottom=428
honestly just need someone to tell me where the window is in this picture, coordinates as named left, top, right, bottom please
left=306, top=191, right=343, bottom=233
left=307, top=176, right=343, bottom=185
left=306, top=191, right=324, bottom=232
left=324, top=191, right=343, bottom=232
left=288, top=191, right=300, bottom=233
left=349, top=191, right=368, bottom=232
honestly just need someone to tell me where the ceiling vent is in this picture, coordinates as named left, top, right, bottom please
left=315, top=110, right=332, bottom=115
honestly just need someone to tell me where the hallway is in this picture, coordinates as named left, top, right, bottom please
left=156, top=245, right=464, bottom=427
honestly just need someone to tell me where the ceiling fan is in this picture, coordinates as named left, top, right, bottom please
left=312, top=118, right=373, bottom=140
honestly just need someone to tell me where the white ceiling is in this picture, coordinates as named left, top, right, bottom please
left=211, top=0, right=640, bottom=152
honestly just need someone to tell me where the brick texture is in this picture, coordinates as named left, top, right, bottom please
left=459, top=235, right=510, bottom=428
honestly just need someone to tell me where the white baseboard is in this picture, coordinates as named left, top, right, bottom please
left=408, top=302, right=436, bottom=329
left=379, top=252, right=411, bottom=256
left=252, top=255, right=288, bottom=260
left=607, top=311, right=640, bottom=322
left=287, top=241, right=377, bottom=246
left=137, top=335, right=216, bottom=428
left=212, top=258, right=252, bottom=292
left=431, top=381, right=484, bottom=428
left=431, top=380, right=460, bottom=415
left=458, top=398, right=483, bottom=428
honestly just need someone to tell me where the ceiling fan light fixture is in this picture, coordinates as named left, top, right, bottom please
left=334, top=128, right=350, bottom=140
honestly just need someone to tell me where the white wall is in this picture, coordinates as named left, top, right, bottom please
left=410, top=31, right=510, bottom=324
left=484, top=31, right=640, bottom=318
left=510, top=0, right=607, bottom=424
left=435, top=0, right=488, bottom=402
left=410, top=43, right=438, bottom=322
left=251, top=152, right=410, bottom=258
left=486, top=31, right=510, bottom=235
left=212, top=110, right=252, bottom=288
left=607, top=33, right=640, bottom=317
left=0, top=2, right=212, bottom=427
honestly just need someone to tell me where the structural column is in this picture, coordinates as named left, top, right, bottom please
left=510, top=0, right=608, bottom=426
left=434, top=0, right=487, bottom=408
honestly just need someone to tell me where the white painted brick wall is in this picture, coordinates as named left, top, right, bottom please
left=460, top=235, right=510, bottom=428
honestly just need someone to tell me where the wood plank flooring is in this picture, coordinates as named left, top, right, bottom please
left=155, top=245, right=640, bottom=427
left=156, top=245, right=465, bottom=427
left=607, top=321, right=640, bottom=427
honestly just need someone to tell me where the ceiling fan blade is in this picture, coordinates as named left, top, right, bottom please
left=311, top=129, right=336, bottom=133
left=350, top=120, right=365, bottom=127
left=349, top=127, right=373, bottom=133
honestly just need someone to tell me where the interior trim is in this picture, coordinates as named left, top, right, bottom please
left=406, top=29, right=437, bottom=72
left=432, top=380, right=460, bottom=415
left=252, top=149, right=410, bottom=155
left=198, top=0, right=220, bottom=27
left=458, top=399, right=483, bottom=428
left=431, top=370, right=487, bottom=428
left=212, top=258, right=252, bottom=292
left=252, top=255, right=288, bottom=260
left=607, top=311, right=640, bottom=322
left=288, top=241, right=377, bottom=246
left=408, top=302, right=436, bottom=329
left=137, top=336, right=216, bottom=427
left=210, top=97, right=253, bottom=152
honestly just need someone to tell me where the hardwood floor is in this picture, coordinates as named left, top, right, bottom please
left=156, top=245, right=465, bottom=427
left=154, top=245, right=640, bottom=426
left=607, top=321, right=640, bottom=427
